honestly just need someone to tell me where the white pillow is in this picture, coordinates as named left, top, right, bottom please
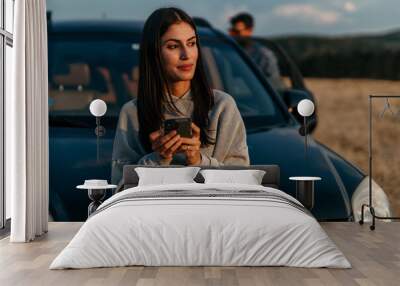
left=200, top=169, right=266, bottom=185
left=135, top=167, right=201, bottom=186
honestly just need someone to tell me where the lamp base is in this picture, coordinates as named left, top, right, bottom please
left=289, top=176, right=321, bottom=210
left=95, top=125, right=106, bottom=137
left=296, top=180, right=314, bottom=210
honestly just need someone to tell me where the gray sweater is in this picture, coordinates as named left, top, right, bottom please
left=111, top=89, right=249, bottom=184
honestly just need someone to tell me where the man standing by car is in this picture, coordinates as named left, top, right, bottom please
left=229, top=12, right=284, bottom=91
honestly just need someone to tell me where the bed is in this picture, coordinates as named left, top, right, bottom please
left=50, top=165, right=351, bottom=269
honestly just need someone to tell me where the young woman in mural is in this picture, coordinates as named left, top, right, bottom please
left=111, top=7, right=249, bottom=184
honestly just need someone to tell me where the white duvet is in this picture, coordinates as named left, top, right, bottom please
left=50, top=183, right=351, bottom=269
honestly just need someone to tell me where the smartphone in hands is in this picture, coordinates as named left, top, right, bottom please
left=163, top=118, right=192, bottom=138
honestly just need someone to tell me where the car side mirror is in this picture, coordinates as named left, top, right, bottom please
left=282, top=89, right=313, bottom=109
left=282, top=89, right=318, bottom=134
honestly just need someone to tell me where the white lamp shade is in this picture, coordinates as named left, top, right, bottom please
left=89, top=99, right=107, bottom=117
left=297, top=99, right=315, bottom=117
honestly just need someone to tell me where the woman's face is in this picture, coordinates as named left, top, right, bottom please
left=160, top=21, right=198, bottom=83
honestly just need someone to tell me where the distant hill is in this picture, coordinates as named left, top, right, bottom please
left=256, top=29, right=400, bottom=80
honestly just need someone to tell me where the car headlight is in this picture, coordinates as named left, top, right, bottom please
left=351, top=176, right=393, bottom=222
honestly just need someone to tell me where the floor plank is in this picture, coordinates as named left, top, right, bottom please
left=0, top=222, right=399, bottom=286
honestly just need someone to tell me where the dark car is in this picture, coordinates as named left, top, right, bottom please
left=48, top=19, right=392, bottom=222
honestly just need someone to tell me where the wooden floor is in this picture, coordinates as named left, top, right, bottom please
left=0, top=222, right=399, bottom=286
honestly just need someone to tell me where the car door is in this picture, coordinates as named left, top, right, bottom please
left=48, top=34, right=140, bottom=221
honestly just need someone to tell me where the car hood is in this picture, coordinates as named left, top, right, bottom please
left=247, top=126, right=364, bottom=220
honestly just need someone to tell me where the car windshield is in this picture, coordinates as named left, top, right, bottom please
left=48, top=33, right=288, bottom=128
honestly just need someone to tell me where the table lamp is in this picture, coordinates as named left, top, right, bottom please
left=89, top=99, right=107, bottom=162
left=297, top=99, right=315, bottom=169
left=290, top=99, right=319, bottom=210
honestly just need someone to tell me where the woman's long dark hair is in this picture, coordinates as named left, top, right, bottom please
left=137, top=7, right=215, bottom=152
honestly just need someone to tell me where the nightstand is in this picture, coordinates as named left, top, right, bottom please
left=77, top=180, right=117, bottom=217
left=289, top=176, right=321, bottom=210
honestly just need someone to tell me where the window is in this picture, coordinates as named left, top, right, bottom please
left=48, top=37, right=140, bottom=119
left=5, top=0, right=13, bottom=33
left=1, top=0, right=14, bottom=231
left=201, top=39, right=285, bottom=126
left=5, top=44, right=11, bottom=220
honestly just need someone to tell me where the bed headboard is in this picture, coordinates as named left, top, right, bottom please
left=121, top=165, right=280, bottom=191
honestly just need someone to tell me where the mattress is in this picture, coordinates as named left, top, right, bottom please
left=49, top=183, right=351, bottom=269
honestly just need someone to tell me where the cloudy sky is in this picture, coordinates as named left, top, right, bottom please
left=47, top=0, right=400, bottom=36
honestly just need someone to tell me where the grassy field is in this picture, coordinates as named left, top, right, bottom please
left=305, top=78, right=400, bottom=216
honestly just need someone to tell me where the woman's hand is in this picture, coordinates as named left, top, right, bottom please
left=149, top=130, right=182, bottom=162
left=180, top=123, right=202, bottom=165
